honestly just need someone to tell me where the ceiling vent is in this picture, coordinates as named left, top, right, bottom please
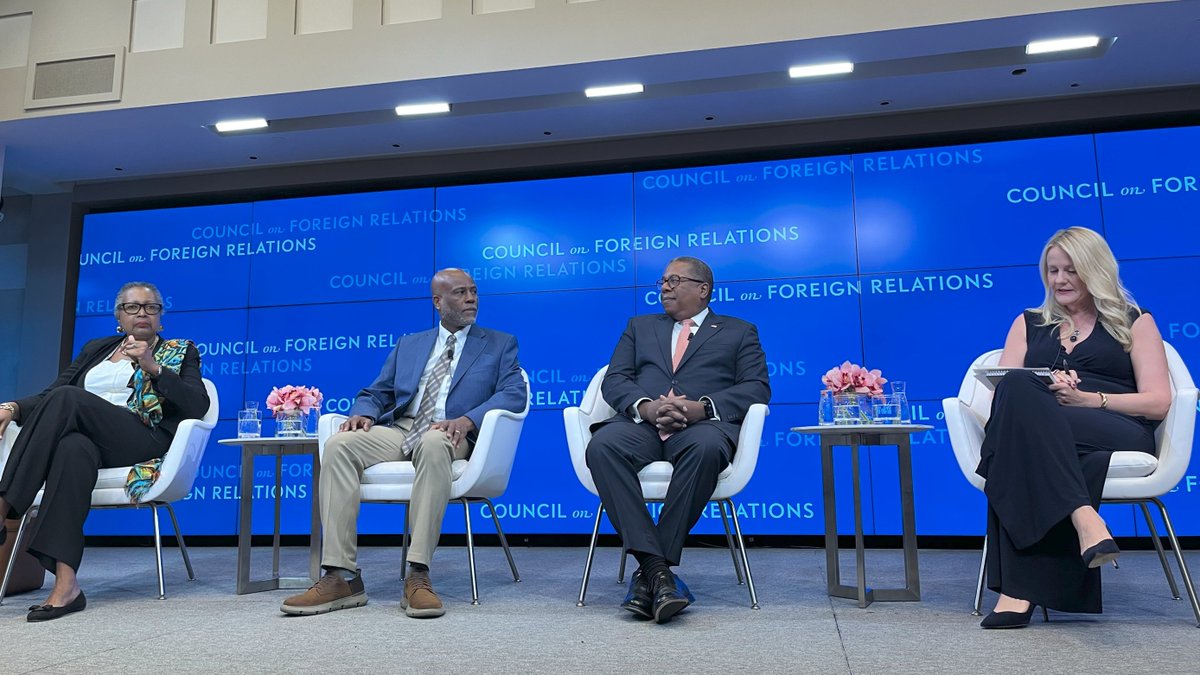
left=25, top=47, right=125, bottom=110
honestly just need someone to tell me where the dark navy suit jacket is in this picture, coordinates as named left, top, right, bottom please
left=348, top=325, right=526, bottom=432
left=597, top=311, right=770, bottom=443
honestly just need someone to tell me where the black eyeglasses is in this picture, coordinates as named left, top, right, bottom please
left=117, top=302, right=163, bottom=315
left=655, top=275, right=705, bottom=290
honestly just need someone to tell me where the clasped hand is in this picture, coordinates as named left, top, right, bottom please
left=1048, top=369, right=1088, bottom=406
left=639, top=394, right=705, bottom=433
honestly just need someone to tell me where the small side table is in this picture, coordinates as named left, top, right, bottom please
left=217, top=437, right=322, bottom=594
left=792, top=424, right=932, bottom=608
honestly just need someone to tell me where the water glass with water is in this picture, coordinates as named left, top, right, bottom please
left=818, top=390, right=835, bottom=425
left=872, top=395, right=902, bottom=424
left=237, top=401, right=262, bottom=439
left=890, top=380, right=911, bottom=423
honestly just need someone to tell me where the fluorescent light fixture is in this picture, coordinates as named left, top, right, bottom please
left=584, top=83, right=645, bottom=98
left=394, top=102, right=451, bottom=116
left=788, top=61, right=854, bottom=78
left=1025, top=36, right=1101, bottom=55
left=214, top=118, right=268, bottom=133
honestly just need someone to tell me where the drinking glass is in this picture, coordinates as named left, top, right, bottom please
left=237, top=401, right=262, bottom=439
left=890, top=381, right=911, bottom=423
left=818, top=390, right=834, bottom=425
left=872, top=395, right=901, bottom=424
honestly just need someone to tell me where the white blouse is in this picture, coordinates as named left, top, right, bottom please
left=83, top=354, right=136, bottom=407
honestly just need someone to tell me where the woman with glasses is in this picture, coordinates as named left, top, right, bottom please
left=0, top=281, right=208, bottom=622
left=975, top=228, right=1171, bottom=629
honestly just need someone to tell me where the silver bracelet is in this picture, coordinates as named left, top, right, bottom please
left=0, top=402, right=17, bottom=415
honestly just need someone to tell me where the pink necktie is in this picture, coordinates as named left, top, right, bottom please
left=661, top=319, right=694, bottom=440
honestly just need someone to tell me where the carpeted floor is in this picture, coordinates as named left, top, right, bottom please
left=1, top=545, right=1197, bottom=674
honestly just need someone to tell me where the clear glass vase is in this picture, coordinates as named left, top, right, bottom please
left=275, top=409, right=306, bottom=437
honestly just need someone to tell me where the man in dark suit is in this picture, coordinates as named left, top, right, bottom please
left=282, top=268, right=526, bottom=618
left=586, top=256, right=770, bottom=623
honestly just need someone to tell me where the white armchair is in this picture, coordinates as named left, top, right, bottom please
left=316, top=369, right=529, bottom=605
left=564, top=366, right=768, bottom=609
left=943, top=345, right=1199, bottom=625
left=0, top=378, right=219, bottom=602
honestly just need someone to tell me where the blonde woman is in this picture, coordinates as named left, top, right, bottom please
left=975, top=227, right=1171, bottom=628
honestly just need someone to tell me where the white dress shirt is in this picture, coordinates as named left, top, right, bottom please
left=83, top=352, right=136, bottom=407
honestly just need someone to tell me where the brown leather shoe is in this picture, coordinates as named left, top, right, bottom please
left=280, top=572, right=367, bottom=615
left=401, top=569, right=445, bottom=618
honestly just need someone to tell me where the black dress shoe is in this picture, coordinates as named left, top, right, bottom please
left=1082, top=538, right=1120, bottom=569
left=27, top=591, right=86, bottom=622
left=620, top=569, right=653, bottom=619
left=980, top=603, right=1036, bottom=629
left=649, top=571, right=690, bottom=624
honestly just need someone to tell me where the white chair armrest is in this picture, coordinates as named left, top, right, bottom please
left=718, top=403, right=768, bottom=497
left=1, top=422, right=21, bottom=472
left=943, top=396, right=986, bottom=492
left=455, top=406, right=528, bottom=499
left=318, top=413, right=349, bottom=462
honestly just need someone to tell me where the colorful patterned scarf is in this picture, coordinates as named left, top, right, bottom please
left=124, top=339, right=193, bottom=502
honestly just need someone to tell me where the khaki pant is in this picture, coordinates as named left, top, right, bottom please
left=319, top=423, right=467, bottom=570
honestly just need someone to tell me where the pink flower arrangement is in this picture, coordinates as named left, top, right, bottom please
left=266, top=385, right=323, bottom=415
left=822, top=361, right=887, bottom=396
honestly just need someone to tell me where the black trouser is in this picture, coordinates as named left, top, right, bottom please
left=585, top=419, right=734, bottom=567
left=0, top=386, right=170, bottom=573
left=976, top=370, right=1154, bottom=612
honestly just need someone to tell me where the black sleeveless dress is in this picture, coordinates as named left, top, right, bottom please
left=975, top=309, right=1156, bottom=613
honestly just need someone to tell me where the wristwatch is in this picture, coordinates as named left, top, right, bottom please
left=702, top=398, right=716, bottom=420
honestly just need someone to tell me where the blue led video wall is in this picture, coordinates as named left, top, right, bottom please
left=73, top=125, right=1200, bottom=539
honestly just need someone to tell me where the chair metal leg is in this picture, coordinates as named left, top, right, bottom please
left=164, top=502, right=195, bottom=581
left=151, top=504, right=166, bottom=600
left=1150, top=497, right=1200, bottom=626
left=482, top=498, right=520, bottom=582
left=973, top=533, right=988, bottom=616
left=0, top=511, right=32, bottom=606
left=617, top=546, right=627, bottom=584
left=400, top=504, right=410, bottom=580
left=462, top=499, right=480, bottom=605
left=576, top=502, right=604, bottom=607
left=1138, top=500, right=1180, bottom=599
left=719, top=500, right=745, bottom=585
left=725, top=499, right=759, bottom=609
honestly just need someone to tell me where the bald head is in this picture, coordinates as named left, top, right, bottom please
left=432, top=268, right=478, bottom=332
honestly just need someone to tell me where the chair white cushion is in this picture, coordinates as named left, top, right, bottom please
left=95, top=467, right=130, bottom=490
left=361, top=459, right=470, bottom=484
left=1107, top=451, right=1159, bottom=479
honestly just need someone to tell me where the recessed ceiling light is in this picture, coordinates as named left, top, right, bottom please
left=394, top=102, right=451, bottom=116
left=584, top=83, right=644, bottom=98
left=788, top=62, right=854, bottom=78
left=214, top=118, right=269, bottom=133
left=1025, top=36, right=1101, bottom=55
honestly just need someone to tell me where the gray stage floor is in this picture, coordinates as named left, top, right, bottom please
left=1, top=545, right=1197, bottom=674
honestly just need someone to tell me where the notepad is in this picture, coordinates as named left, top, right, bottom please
left=972, top=366, right=1055, bottom=390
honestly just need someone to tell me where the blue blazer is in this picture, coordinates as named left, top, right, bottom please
left=597, top=310, right=770, bottom=443
left=348, top=325, right=526, bottom=432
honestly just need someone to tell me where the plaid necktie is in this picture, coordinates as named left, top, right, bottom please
left=402, top=334, right=456, bottom=453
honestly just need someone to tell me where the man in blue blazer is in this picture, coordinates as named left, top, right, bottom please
left=586, top=256, right=770, bottom=623
left=282, top=268, right=526, bottom=618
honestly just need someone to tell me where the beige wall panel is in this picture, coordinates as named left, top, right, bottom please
left=384, top=0, right=441, bottom=24
left=131, top=0, right=186, bottom=52
left=296, top=0, right=355, bottom=34
left=213, top=0, right=269, bottom=43
left=0, top=12, right=32, bottom=69
left=473, top=0, right=535, bottom=14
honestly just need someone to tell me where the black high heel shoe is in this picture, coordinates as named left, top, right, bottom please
left=980, top=603, right=1049, bottom=629
left=1082, top=538, right=1120, bottom=569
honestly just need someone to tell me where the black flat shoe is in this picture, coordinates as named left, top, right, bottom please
left=980, top=603, right=1049, bottom=629
left=27, top=591, right=86, bottom=622
left=1082, top=538, right=1121, bottom=569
